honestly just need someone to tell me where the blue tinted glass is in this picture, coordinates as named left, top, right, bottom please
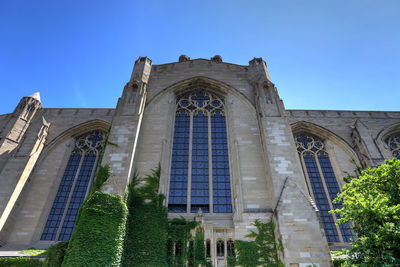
left=168, top=113, right=189, bottom=212
left=211, top=112, right=232, bottom=213
left=303, top=154, right=340, bottom=242
left=58, top=151, right=97, bottom=241
left=191, top=112, right=209, bottom=213
left=318, top=154, right=353, bottom=242
left=41, top=131, right=104, bottom=241
left=41, top=152, right=81, bottom=241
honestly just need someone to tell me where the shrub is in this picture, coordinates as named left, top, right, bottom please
left=62, top=192, right=128, bottom=267
left=0, top=257, right=42, bottom=267
left=43, top=241, right=68, bottom=267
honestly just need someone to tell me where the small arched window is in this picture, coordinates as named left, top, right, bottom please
left=294, top=132, right=353, bottom=243
left=216, top=239, right=224, bottom=257
left=206, top=239, right=211, bottom=258
left=227, top=239, right=235, bottom=256
left=41, top=130, right=106, bottom=241
left=386, top=133, right=400, bottom=159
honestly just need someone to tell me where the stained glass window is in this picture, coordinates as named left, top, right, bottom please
left=294, top=132, right=353, bottom=243
left=386, top=133, right=400, bottom=159
left=41, top=131, right=105, bottom=241
left=168, top=90, right=232, bottom=214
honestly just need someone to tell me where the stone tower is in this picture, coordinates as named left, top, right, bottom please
left=0, top=93, right=50, bottom=244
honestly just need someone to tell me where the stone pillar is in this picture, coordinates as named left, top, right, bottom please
left=0, top=113, right=50, bottom=244
left=101, top=57, right=152, bottom=196
left=248, top=58, right=331, bottom=266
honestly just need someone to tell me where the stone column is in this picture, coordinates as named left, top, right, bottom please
left=101, top=57, right=152, bottom=196
left=248, top=58, right=331, bottom=266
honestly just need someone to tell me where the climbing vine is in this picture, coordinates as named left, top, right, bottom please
left=234, top=219, right=283, bottom=267
left=194, top=229, right=207, bottom=267
left=122, top=166, right=168, bottom=267
left=167, top=217, right=198, bottom=266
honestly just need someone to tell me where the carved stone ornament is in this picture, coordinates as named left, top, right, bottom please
left=294, top=132, right=326, bottom=156
left=73, top=131, right=106, bottom=156
left=176, top=90, right=225, bottom=117
left=179, top=55, right=190, bottom=62
left=249, top=57, right=264, bottom=65
left=386, top=133, right=400, bottom=159
left=211, top=55, right=222, bottom=63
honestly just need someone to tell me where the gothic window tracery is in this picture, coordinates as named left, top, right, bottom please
left=41, top=130, right=106, bottom=241
left=168, top=90, right=232, bottom=214
left=294, top=132, right=353, bottom=243
left=386, top=132, right=400, bottom=159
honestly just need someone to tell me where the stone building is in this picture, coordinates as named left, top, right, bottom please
left=0, top=55, right=399, bottom=266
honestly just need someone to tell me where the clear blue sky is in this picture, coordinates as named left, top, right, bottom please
left=1, top=0, right=399, bottom=114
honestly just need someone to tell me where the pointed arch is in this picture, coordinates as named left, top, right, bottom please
left=38, top=119, right=110, bottom=162
left=145, top=76, right=256, bottom=115
left=291, top=121, right=360, bottom=165
left=376, top=122, right=400, bottom=158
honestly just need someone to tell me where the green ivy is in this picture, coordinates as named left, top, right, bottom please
left=234, top=219, right=283, bottom=267
left=90, top=164, right=110, bottom=194
left=235, top=241, right=259, bottom=267
left=227, top=255, right=236, bottom=267
left=122, top=166, right=168, bottom=267
left=62, top=192, right=128, bottom=267
left=43, top=241, right=68, bottom=267
left=0, top=257, right=42, bottom=267
left=194, top=230, right=206, bottom=267
left=167, top=217, right=197, bottom=267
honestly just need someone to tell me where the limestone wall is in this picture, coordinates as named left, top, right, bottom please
left=2, top=108, right=113, bottom=246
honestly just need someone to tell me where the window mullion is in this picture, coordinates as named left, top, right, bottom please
left=55, top=151, right=85, bottom=241
left=300, top=153, right=316, bottom=202
left=187, top=113, right=193, bottom=214
left=208, top=112, right=213, bottom=214
left=84, top=151, right=100, bottom=199
left=314, top=153, right=344, bottom=243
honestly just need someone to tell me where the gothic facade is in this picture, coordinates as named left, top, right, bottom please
left=0, top=56, right=399, bottom=266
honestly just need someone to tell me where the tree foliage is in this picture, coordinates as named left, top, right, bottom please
left=234, top=219, right=283, bottom=267
left=194, top=230, right=207, bottom=267
left=43, top=241, right=68, bottom=267
left=332, top=158, right=400, bottom=266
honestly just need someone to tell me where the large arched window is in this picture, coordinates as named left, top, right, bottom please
left=41, top=130, right=106, bottom=241
left=386, top=132, right=400, bottom=159
left=294, top=132, right=352, bottom=243
left=168, top=90, right=232, bottom=214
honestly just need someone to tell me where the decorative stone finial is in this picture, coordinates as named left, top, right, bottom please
left=179, top=55, right=190, bottom=62
left=135, top=56, right=152, bottom=64
left=211, top=55, right=222, bottom=63
left=249, top=57, right=265, bottom=65
left=28, top=92, right=41, bottom=102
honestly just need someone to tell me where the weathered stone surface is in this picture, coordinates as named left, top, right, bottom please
left=0, top=56, right=399, bottom=267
